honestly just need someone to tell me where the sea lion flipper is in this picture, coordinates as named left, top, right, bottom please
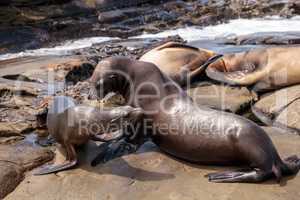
left=91, top=139, right=138, bottom=167
left=206, top=168, right=270, bottom=183
left=180, top=54, right=223, bottom=84
left=156, top=42, right=199, bottom=51
left=34, top=160, right=77, bottom=176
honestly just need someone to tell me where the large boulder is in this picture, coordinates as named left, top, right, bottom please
left=252, top=84, right=300, bottom=134
left=186, top=82, right=256, bottom=113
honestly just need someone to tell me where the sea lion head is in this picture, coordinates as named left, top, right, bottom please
left=88, top=58, right=131, bottom=98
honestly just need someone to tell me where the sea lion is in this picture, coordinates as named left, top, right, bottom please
left=89, top=57, right=300, bottom=183
left=206, top=47, right=300, bottom=91
left=34, top=96, right=143, bottom=175
left=139, top=42, right=222, bottom=86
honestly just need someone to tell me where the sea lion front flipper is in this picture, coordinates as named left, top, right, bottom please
left=34, top=144, right=78, bottom=175
left=206, top=168, right=271, bottom=183
left=91, top=139, right=138, bottom=166
left=34, top=160, right=77, bottom=175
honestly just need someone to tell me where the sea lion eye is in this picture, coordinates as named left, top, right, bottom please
left=96, top=79, right=104, bottom=87
left=109, top=74, right=116, bottom=79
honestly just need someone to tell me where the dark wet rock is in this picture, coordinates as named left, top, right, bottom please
left=0, top=27, right=49, bottom=54
left=0, top=162, right=24, bottom=199
left=252, top=84, right=300, bottom=134
left=3, top=0, right=299, bottom=54
left=5, top=129, right=300, bottom=200
left=98, top=9, right=128, bottom=23
left=224, top=32, right=300, bottom=45
left=0, top=0, right=70, bottom=7
left=186, top=82, right=256, bottom=114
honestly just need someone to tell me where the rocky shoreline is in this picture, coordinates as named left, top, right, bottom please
left=1, top=0, right=300, bottom=199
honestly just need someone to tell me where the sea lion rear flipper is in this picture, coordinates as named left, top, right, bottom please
left=206, top=168, right=271, bottom=183
left=156, top=42, right=199, bottom=51
left=34, top=160, right=77, bottom=176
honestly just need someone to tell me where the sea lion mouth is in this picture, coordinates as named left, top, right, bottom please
left=205, top=55, right=261, bottom=86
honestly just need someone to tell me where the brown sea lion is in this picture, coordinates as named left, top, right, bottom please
left=89, top=57, right=300, bottom=183
left=206, top=47, right=300, bottom=91
left=34, top=96, right=143, bottom=175
left=139, top=42, right=221, bottom=86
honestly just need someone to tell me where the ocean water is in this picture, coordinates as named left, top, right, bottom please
left=132, top=16, right=300, bottom=41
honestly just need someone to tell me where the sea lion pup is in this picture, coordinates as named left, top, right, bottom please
left=206, top=46, right=300, bottom=91
left=139, top=42, right=222, bottom=86
left=89, top=57, right=300, bottom=183
left=34, top=96, right=143, bottom=175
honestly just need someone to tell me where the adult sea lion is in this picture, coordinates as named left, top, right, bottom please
left=89, top=57, right=300, bottom=183
left=34, top=96, right=143, bottom=175
left=206, top=47, right=300, bottom=91
left=139, top=42, right=222, bottom=86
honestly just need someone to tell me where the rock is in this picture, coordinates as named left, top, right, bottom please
left=0, top=79, right=46, bottom=137
left=228, top=0, right=296, bottom=18
left=0, top=141, right=54, bottom=199
left=94, top=0, right=155, bottom=10
left=186, top=82, right=256, bottom=113
left=0, top=56, right=92, bottom=87
left=0, top=162, right=24, bottom=199
left=5, top=127, right=300, bottom=200
left=0, top=0, right=69, bottom=7
left=274, top=100, right=300, bottom=133
left=0, top=136, right=25, bottom=144
left=0, top=143, right=54, bottom=171
left=98, top=9, right=127, bottom=23
left=0, top=122, right=33, bottom=137
left=224, top=32, right=300, bottom=45
left=0, top=82, right=39, bottom=97
left=252, top=84, right=300, bottom=134
left=0, top=27, right=49, bottom=54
